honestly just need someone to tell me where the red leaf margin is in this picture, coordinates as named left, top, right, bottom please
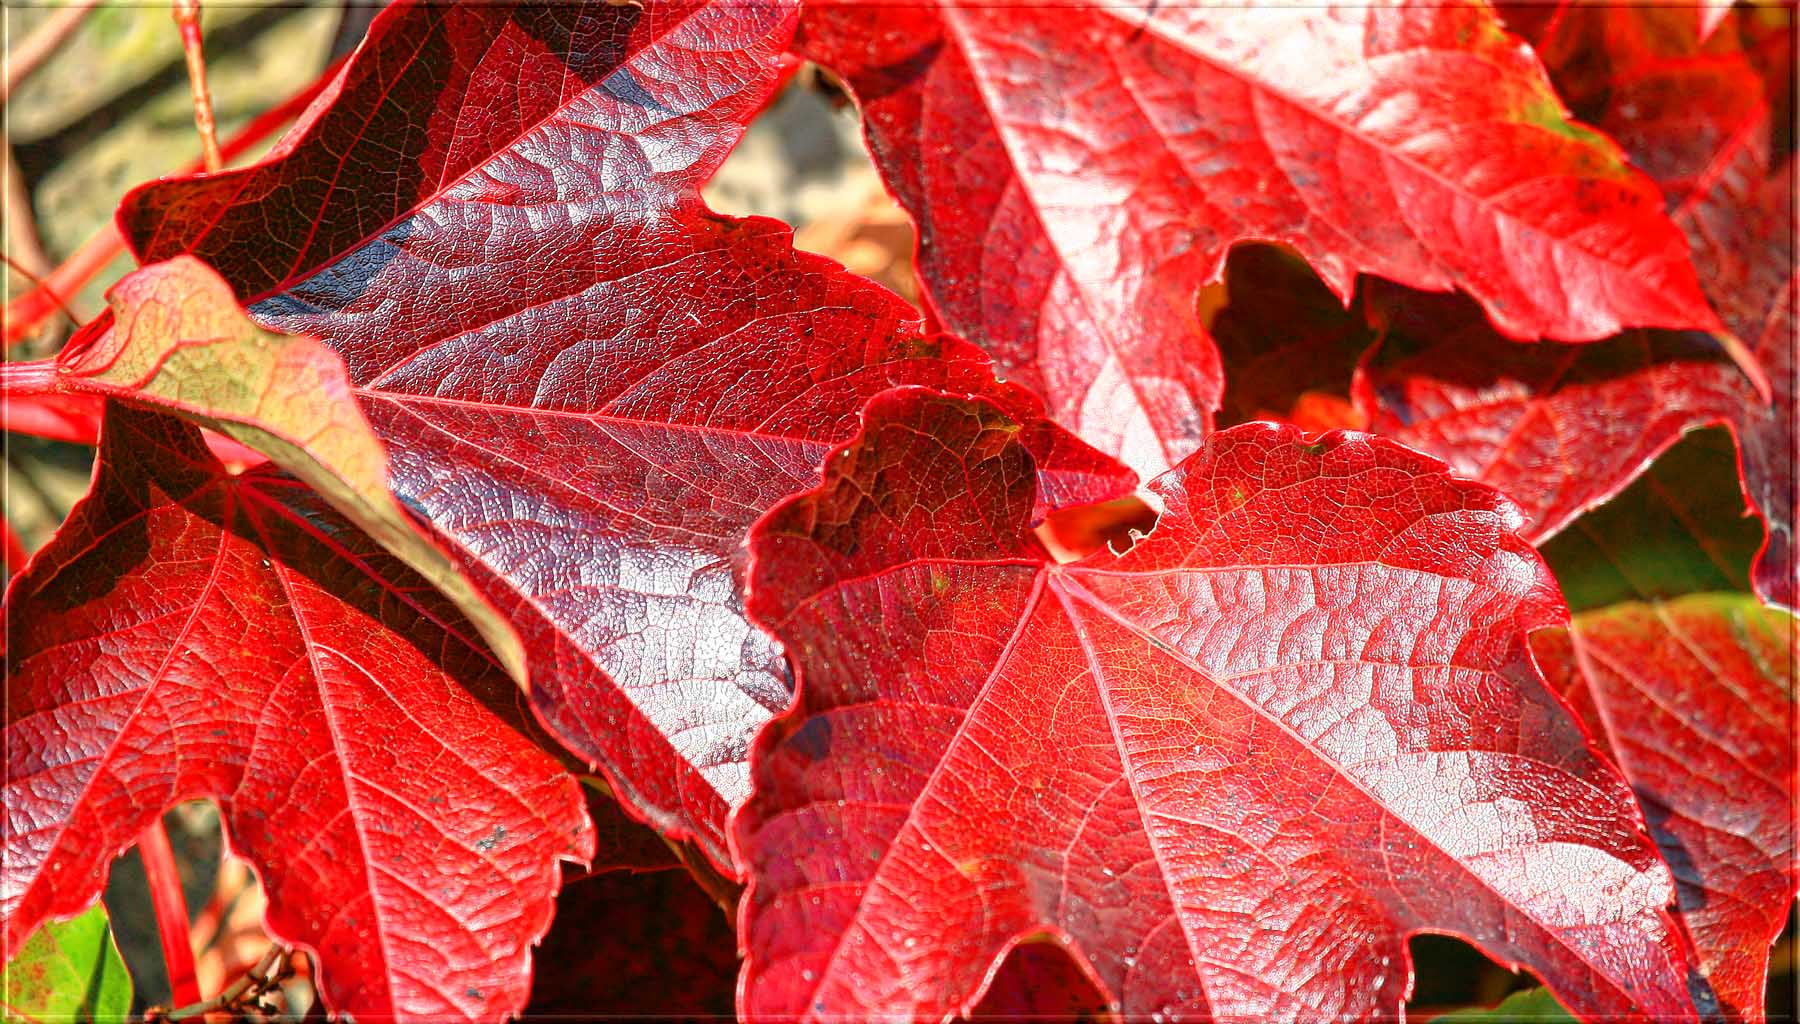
left=103, top=0, right=1134, bottom=871
left=2, top=406, right=594, bottom=1022
left=733, top=386, right=1709, bottom=1023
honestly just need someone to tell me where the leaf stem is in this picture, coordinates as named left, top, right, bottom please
left=0, top=358, right=61, bottom=397
left=138, top=818, right=203, bottom=1008
left=171, top=0, right=224, bottom=173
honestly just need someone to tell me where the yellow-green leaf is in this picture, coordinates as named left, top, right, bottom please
left=2, top=904, right=131, bottom=1024
left=56, top=256, right=527, bottom=683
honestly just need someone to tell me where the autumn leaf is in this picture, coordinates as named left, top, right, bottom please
left=737, top=388, right=1702, bottom=1022
left=105, top=0, right=1131, bottom=868
left=1382, top=4, right=1794, bottom=607
left=1533, top=594, right=1795, bottom=1022
left=797, top=2, right=1720, bottom=478
left=1354, top=283, right=1750, bottom=544
left=1, top=407, right=593, bottom=1022
left=1678, top=148, right=1793, bottom=610
left=30, top=256, right=529, bottom=685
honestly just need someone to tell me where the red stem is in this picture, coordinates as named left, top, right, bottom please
left=139, top=818, right=203, bottom=1008
left=172, top=0, right=223, bottom=174
left=2, top=57, right=342, bottom=348
left=0, top=358, right=61, bottom=397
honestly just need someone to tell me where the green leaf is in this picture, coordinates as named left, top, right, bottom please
left=1433, top=988, right=1575, bottom=1022
left=2, top=904, right=132, bottom=1024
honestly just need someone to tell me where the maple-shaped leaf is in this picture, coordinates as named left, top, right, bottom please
left=1355, top=284, right=1750, bottom=543
left=1533, top=594, right=1795, bottom=1022
left=737, top=387, right=1702, bottom=1022
left=107, top=0, right=1131, bottom=868
left=1678, top=148, right=1793, bottom=609
left=2, top=407, right=594, bottom=1022
left=796, top=2, right=1720, bottom=478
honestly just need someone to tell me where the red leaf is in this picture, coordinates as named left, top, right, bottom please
left=796, top=3, right=1720, bottom=477
left=1533, top=594, right=1795, bottom=1022
left=737, top=388, right=1703, bottom=1022
left=1377, top=6, right=1794, bottom=607
left=1355, top=285, right=1748, bottom=543
left=109, top=0, right=1131, bottom=868
left=1, top=407, right=593, bottom=1021
left=1504, top=3, right=1788, bottom=216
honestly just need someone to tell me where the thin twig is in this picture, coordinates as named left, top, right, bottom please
left=139, top=819, right=204, bottom=1008
left=172, top=0, right=223, bottom=173
left=0, top=252, right=77, bottom=327
left=0, top=1, right=99, bottom=107
left=150, top=943, right=291, bottom=1022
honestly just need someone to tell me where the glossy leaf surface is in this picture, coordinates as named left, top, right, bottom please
left=54, top=256, right=526, bottom=682
left=2, top=408, right=594, bottom=1022
left=1, top=904, right=131, bottom=1024
left=1507, top=2, right=1795, bottom=606
left=1534, top=594, right=1796, bottom=1022
left=738, top=388, right=1698, bottom=1022
left=797, top=2, right=1719, bottom=478
left=111, top=0, right=1131, bottom=866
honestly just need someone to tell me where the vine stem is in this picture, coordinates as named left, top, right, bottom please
left=139, top=819, right=203, bottom=1008
left=3, top=57, right=341, bottom=347
left=172, top=0, right=224, bottom=173
left=0, top=358, right=60, bottom=396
